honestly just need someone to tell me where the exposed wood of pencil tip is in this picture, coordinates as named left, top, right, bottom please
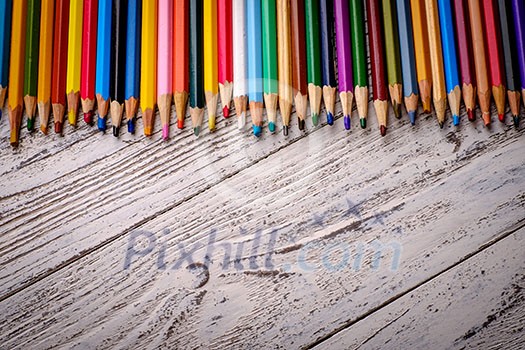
left=434, top=97, right=447, bottom=126
left=419, top=79, right=432, bottom=112
left=38, top=100, right=51, bottom=134
left=142, top=108, right=155, bottom=136
left=322, top=85, right=337, bottom=115
left=52, top=103, right=65, bottom=125
left=374, top=99, right=388, bottom=127
left=23, top=95, right=37, bottom=118
left=190, top=106, right=204, bottom=134
left=491, top=84, right=506, bottom=117
left=506, top=90, right=520, bottom=117
left=205, top=91, right=218, bottom=131
left=96, top=94, right=110, bottom=118
left=67, top=91, right=80, bottom=125
left=219, top=81, right=233, bottom=109
left=389, top=83, right=403, bottom=115
left=249, top=100, right=263, bottom=127
left=447, top=85, right=461, bottom=118
left=125, top=97, right=139, bottom=121
left=81, top=97, right=95, bottom=115
left=0, top=87, right=6, bottom=108
left=308, top=83, right=322, bottom=117
left=354, top=85, right=368, bottom=119
left=110, top=100, right=124, bottom=130
left=404, top=92, right=419, bottom=113
left=174, top=91, right=188, bottom=125
left=478, top=89, right=492, bottom=125
left=158, top=93, right=173, bottom=127
left=234, top=95, right=247, bottom=128
left=279, top=96, right=292, bottom=127
left=340, top=91, right=354, bottom=118
left=263, top=93, right=279, bottom=124
left=462, top=83, right=476, bottom=112
left=8, top=105, right=23, bottom=147
left=294, top=92, right=308, bottom=121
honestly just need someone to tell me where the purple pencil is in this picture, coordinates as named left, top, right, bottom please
left=334, top=0, right=354, bottom=130
left=512, top=0, right=525, bottom=106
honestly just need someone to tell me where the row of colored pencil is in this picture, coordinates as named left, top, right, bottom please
left=1, top=0, right=524, bottom=147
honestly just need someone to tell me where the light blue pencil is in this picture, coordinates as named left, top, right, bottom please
left=95, top=0, right=113, bottom=131
left=246, top=0, right=264, bottom=137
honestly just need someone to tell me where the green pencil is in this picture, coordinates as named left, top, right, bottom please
left=262, top=0, right=279, bottom=133
left=305, top=0, right=323, bottom=125
left=349, top=0, right=368, bottom=128
left=23, top=0, right=41, bottom=130
left=382, top=0, right=403, bottom=117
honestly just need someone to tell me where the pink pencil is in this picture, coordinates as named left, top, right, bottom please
left=158, top=0, right=173, bottom=139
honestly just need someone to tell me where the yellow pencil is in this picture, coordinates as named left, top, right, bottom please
left=8, top=0, right=27, bottom=147
left=66, top=0, right=83, bottom=126
left=204, top=0, right=218, bottom=131
left=37, top=0, right=54, bottom=134
left=277, top=0, right=292, bottom=136
left=140, top=0, right=158, bottom=136
left=410, top=0, right=432, bottom=112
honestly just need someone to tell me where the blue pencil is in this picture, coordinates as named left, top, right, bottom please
left=319, top=0, right=337, bottom=125
left=395, top=0, right=419, bottom=125
left=0, top=0, right=13, bottom=121
left=96, top=0, right=113, bottom=131
left=125, top=0, right=142, bottom=133
left=246, top=0, right=263, bottom=137
left=438, top=0, right=461, bottom=125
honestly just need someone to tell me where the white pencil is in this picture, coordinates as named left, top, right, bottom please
left=232, top=0, right=247, bottom=129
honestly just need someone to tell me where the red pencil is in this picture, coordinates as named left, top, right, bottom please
left=482, top=0, right=506, bottom=121
left=367, top=0, right=388, bottom=136
left=217, top=0, right=233, bottom=117
left=52, top=0, right=70, bottom=134
left=290, top=0, right=308, bottom=130
left=81, top=0, right=98, bottom=125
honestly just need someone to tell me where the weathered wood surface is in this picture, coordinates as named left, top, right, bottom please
left=0, top=95, right=524, bottom=349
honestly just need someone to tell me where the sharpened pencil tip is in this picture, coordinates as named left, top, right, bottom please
left=27, top=117, right=35, bottom=131
left=0, top=109, right=2, bottom=120
left=453, top=115, right=460, bottom=126
left=253, top=125, right=262, bottom=137
left=68, top=111, right=77, bottom=126
left=11, top=140, right=19, bottom=148
left=513, top=115, right=519, bottom=128
left=84, top=111, right=94, bottom=125
left=113, top=126, right=120, bottom=137
left=127, top=118, right=136, bottom=134
left=360, top=118, right=366, bottom=129
left=380, top=125, right=387, bottom=136
left=40, top=125, right=48, bottom=134
left=194, top=126, right=200, bottom=137
left=223, top=106, right=230, bottom=118
left=298, top=119, right=305, bottom=131
left=268, top=121, right=276, bottom=133
left=498, top=114, right=504, bottom=123
left=467, top=109, right=475, bottom=121
left=177, top=119, right=184, bottom=129
left=344, top=116, right=351, bottom=130
left=327, top=112, right=334, bottom=125
left=393, top=103, right=401, bottom=119
left=283, top=125, right=289, bottom=136
left=312, top=113, right=319, bottom=126
left=55, top=121, right=63, bottom=134
left=408, top=111, right=416, bottom=125
left=162, top=125, right=169, bottom=140
left=97, top=116, right=106, bottom=131
left=144, top=126, right=153, bottom=136
left=438, top=121, right=444, bottom=129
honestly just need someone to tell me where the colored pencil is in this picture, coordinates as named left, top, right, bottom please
left=396, top=0, right=419, bottom=125
left=110, top=0, right=127, bottom=137
left=513, top=0, right=525, bottom=107
left=438, top=0, right=461, bottom=125
left=80, top=0, right=98, bottom=126
left=246, top=0, right=264, bottom=137
left=0, top=0, right=12, bottom=121
left=425, top=0, right=447, bottom=127
left=158, top=0, right=173, bottom=139
left=482, top=0, right=506, bottom=122
left=262, top=0, right=279, bottom=132
left=453, top=0, right=476, bottom=121
left=498, top=0, right=521, bottom=126
left=232, top=0, right=247, bottom=130
left=468, top=0, right=491, bottom=126
left=349, top=0, right=368, bottom=128
left=277, top=0, right=292, bottom=135
left=319, top=0, right=337, bottom=126
left=96, top=0, right=112, bottom=132
left=335, top=0, right=354, bottom=130
left=23, top=0, right=40, bottom=130
left=140, top=0, right=157, bottom=136
left=218, top=0, right=233, bottom=118
left=382, top=0, right=403, bottom=117
left=173, top=0, right=189, bottom=129
left=189, top=0, right=204, bottom=136
left=367, top=0, right=388, bottom=136
left=410, top=0, right=432, bottom=112
left=204, top=0, right=218, bottom=131
left=305, top=0, right=323, bottom=126
left=125, top=0, right=141, bottom=133
left=290, top=0, right=308, bottom=130
left=37, top=0, right=54, bottom=133
left=52, top=0, right=70, bottom=135
left=66, top=0, right=83, bottom=127
left=7, top=0, right=26, bottom=146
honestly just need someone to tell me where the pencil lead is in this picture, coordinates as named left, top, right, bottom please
left=380, top=125, right=387, bottom=136
left=194, top=126, right=200, bottom=137
left=360, top=118, right=366, bottom=129
left=127, top=118, right=136, bottom=134
left=27, top=118, right=35, bottom=131
left=408, top=111, right=416, bottom=126
left=393, top=102, right=401, bottom=119
left=344, top=115, right=351, bottom=130
left=162, top=125, right=169, bottom=140
left=467, top=109, right=475, bottom=121
left=268, top=121, right=276, bottom=133
left=283, top=125, right=289, bottom=136
left=253, top=124, right=262, bottom=137
left=68, top=111, right=77, bottom=127
left=84, top=111, right=94, bottom=125
left=223, top=105, right=230, bottom=118
left=298, top=118, right=305, bottom=130
left=177, top=118, right=184, bottom=129
left=453, top=115, right=460, bottom=126
left=312, top=113, right=319, bottom=126
left=438, top=120, right=444, bottom=128
left=40, top=125, right=48, bottom=134
left=55, top=121, right=63, bottom=134
left=326, top=112, right=334, bottom=125
left=97, top=116, right=106, bottom=131
left=513, top=115, right=519, bottom=128
left=0, top=109, right=2, bottom=120
left=112, top=125, right=120, bottom=137
left=498, top=114, right=504, bottom=123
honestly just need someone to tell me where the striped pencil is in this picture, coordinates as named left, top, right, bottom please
left=125, top=0, right=141, bottom=133
left=246, top=0, right=264, bottom=137
left=512, top=0, right=525, bottom=107
left=305, top=0, right=323, bottom=126
left=189, top=0, right=205, bottom=136
left=37, top=0, right=54, bottom=133
left=349, top=0, right=368, bottom=128
left=158, top=0, right=173, bottom=139
left=319, top=0, right=337, bottom=126
left=96, top=0, right=112, bottom=132
left=141, top=0, right=157, bottom=136
left=173, top=0, right=189, bottom=129
left=0, top=0, right=12, bottom=121
left=52, top=0, right=70, bottom=135
left=66, top=0, right=83, bottom=127
left=367, top=0, right=389, bottom=136
left=277, top=0, right=292, bottom=135
left=232, top=0, right=247, bottom=129
left=262, top=0, right=279, bottom=132
left=335, top=0, right=354, bottom=130
left=498, top=0, right=521, bottom=126
left=410, top=0, right=432, bottom=112
left=23, top=0, right=41, bottom=131
left=218, top=0, right=233, bottom=118
left=290, top=0, right=308, bottom=130
left=382, top=0, right=403, bottom=118
left=396, top=0, right=419, bottom=125
left=8, top=0, right=26, bottom=146
left=110, top=0, right=127, bottom=137
left=468, top=0, right=491, bottom=126
left=204, top=0, right=219, bottom=131
left=438, top=0, right=461, bottom=126
left=453, top=0, right=476, bottom=121
left=81, top=0, right=98, bottom=125
left=482, top=0, right=506, bottom=122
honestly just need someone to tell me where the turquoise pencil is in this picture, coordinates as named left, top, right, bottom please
left=246, top=0, right=264, bottom=137
left=438, top=0, right=461, bottom=125
left=96, top=0, right=113, bottom=131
